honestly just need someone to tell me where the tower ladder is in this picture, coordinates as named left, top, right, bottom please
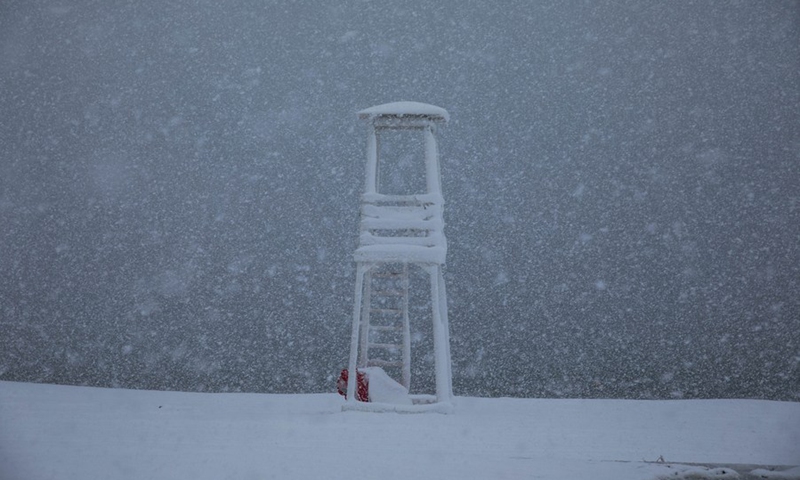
left=359, top=262, right=411, bottom=389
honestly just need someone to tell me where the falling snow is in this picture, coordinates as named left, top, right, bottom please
left=0, top=2, right=798, bottom=401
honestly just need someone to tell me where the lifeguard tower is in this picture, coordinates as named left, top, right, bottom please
left=343, top=101, right=453, bottom=413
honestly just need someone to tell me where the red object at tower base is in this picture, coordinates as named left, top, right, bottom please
left=337, top=369, right=369, bottom=402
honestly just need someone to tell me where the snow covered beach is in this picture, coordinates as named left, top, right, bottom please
left=1, top=381, right=798, bottom=480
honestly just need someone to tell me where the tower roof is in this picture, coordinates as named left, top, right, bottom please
left=357, top=101, right=449, bottom=123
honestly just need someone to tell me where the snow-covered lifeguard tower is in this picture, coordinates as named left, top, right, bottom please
left=344, top=101, right=453, bottom=413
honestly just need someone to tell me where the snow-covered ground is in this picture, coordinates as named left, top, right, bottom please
left=1, top=381, right=798, bottom=480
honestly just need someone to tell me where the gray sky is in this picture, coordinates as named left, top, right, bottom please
left=1, top=1, right=798, bottom=399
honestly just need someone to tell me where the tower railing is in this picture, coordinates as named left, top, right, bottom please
left=355, top=193, right=446, bottom=265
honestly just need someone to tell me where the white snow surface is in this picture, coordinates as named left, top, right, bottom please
left=1, top=381, right=798, bottom=480
left=357, top=101, right=450, bottom=121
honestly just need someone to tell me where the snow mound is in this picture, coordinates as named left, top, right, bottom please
left=751, top=466, right=800, bottom=479
left=361, top=366, right=412, bottom=405
left=653, top=464, right=741, bottom=479
left=650, top=464, right=800, bottom=480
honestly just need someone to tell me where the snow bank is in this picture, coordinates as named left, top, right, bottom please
left=750, top=466, right=800, bottom=479
left=1, top=381, right=798, bottom=480
left=652, top=464, right=741, bottom=479
left=653, top=465, right=800, bottom=480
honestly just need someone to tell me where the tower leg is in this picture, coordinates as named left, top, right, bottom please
left=358, top=266, right=374, bottom=367
left=401, top=262, right=411, bottom=390
left=347, top=262, right=368, bottom=403
left=437, top=266, right=453, bottom=398
left=428, top=264, right=453, bottom=403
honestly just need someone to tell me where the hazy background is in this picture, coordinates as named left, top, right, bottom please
left=1, top=1, right=798, bottom=400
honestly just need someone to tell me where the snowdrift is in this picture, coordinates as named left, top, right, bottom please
left=1, top=381, right=798, bottom=480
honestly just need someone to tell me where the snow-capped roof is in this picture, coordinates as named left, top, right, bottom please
left=357, top=101, right=449, bottom=123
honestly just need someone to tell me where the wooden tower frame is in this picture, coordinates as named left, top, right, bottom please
left=344, top=102, right=453, bottom=413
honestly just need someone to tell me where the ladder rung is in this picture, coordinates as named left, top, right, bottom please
left=372, top=290, right=405, bottom=296
left=368, top=343, right=401, bottom=350
left=372, top=272, right=404, bottom=278
left=370, top=308, right=403, bottom=315
left=367, top=359, right=404, bottom=368
left=370, top=325, right=403, bottom=332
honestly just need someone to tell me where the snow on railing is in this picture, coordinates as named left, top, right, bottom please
left=354, top=193, right=447, bottom=264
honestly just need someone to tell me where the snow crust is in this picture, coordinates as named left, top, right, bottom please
left=357, top=101, right=450, bottom=122
left=2, top=381, right=798, bottom=480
